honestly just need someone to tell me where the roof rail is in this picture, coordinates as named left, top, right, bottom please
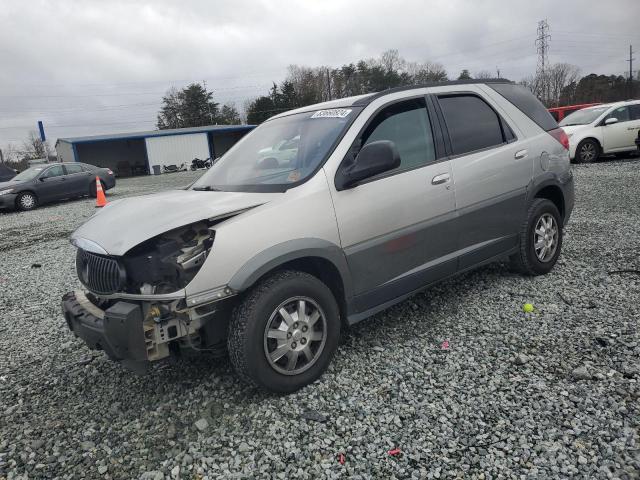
left=351, top=78, right=514, bottom=106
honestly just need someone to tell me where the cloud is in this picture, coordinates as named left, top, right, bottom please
left=0, top=0, right=637, bottom=146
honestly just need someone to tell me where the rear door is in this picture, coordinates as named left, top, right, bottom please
left=63, top=163, right=91, bottom=196
left=330, top=96, right=457, bottom=313
left=601, top=105, right=637, bottom=152
left=36, top=165, right=67, bottom=202
left=435, top=91, right=531, bottom=269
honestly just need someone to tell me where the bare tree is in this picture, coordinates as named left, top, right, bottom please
left=379, top=49, right=405, bottom=73
left=475, top=70, right=494, bottom=79
left=406, top=61, right=448, bottom=82
left=547, top=63, right=580, bottom=107
left=0, top=143, right=19, bottom=163
left=22, top=131, right=52, bottom=160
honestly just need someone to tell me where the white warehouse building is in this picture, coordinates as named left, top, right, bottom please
left=55, top=124, right=254, bottom=177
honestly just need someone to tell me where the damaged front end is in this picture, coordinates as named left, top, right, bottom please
left=62, top=220, right=235, bottom=372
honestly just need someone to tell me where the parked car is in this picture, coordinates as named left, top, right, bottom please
left=548, top=102, right=601, bottom=122
left=0, top=163, right=17, bottom=182
left=62, top=80, right=574, bottom=392
left=0, top=162, right=115, bottom=211
left=560, top=100, right=640, bottom=163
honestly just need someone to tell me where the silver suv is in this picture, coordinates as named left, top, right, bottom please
left=62, top=80, right=574, bottom=393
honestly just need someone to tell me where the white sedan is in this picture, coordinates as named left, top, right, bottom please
left=560, top=100, right=640, bottom=163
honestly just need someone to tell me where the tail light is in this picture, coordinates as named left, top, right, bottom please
left=548, top=128, right=569, bottom=150
left=107, top=169, right=114, bottom=175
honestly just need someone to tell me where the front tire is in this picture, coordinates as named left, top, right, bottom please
left=575, top=139, right=600, bottom=163
left=16, top=192, right=38, bottom=211
left=228, top=270, right=341, bottom=393
left=510, top=199, right=563, bottom=276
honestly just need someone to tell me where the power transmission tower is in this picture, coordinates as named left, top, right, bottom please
left=535, top=20, right=551, bottom=104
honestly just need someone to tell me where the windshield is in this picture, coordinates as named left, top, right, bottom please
left=12, top=167, right=44, bottom=181
left=191, top=108, right=360, bottom=192
left=560, top=106, right=609, bottom=126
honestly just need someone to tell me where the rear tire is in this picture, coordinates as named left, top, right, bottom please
left=575, top=138, right=600, bottom=163
left=510, top=199, right=563, bottom=276
left=16, top=192, right=37, bottom=211
left=228, top=270, right=341, bottom=393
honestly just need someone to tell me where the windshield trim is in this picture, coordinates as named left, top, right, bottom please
left=191, top=106, right=365, bottom=193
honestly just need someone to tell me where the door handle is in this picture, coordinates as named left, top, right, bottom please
left=514, top=149, right=528, bottom=159
left=431, top=173, right=450, bottom=185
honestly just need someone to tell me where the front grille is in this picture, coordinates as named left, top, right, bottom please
left=76, top=249, right=125, bottom=295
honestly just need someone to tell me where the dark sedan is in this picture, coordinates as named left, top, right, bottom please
left=0, top=162, right=115, bottom=211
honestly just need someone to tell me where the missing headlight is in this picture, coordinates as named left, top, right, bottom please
left=121, top=221, right=215, bottom=294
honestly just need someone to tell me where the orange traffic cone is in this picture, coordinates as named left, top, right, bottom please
left=95, top=176, right=108, bottom=208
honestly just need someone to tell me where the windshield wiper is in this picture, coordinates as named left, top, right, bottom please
left=192, top=185, right=221, bottom=191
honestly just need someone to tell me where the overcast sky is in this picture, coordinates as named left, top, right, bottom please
left=0, top=0, right=638, bottom=150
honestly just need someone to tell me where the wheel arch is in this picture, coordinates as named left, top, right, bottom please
left=530, top=180, right=565, bottom=220
left=227, top=239, right=353, bottom=327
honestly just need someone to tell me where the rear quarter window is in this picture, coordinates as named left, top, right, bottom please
left=489, top=83, right=558, bottom=132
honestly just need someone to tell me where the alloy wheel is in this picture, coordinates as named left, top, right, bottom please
left=580, top=142, right=596, bottom=162
left=263, top=297, right=327, bottom=376
left=533, top=213, right=558, bottom=262
left=19, top=194, right=35, bottom=209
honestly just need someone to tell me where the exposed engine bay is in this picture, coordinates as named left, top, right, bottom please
left=120, top=220, right=214, bottom=295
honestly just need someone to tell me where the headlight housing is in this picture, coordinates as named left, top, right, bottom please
left=0, top=189, right=14, bottom=195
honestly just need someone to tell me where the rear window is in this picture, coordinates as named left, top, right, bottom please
left=438, top=95, right=506, bottom=156
left=65, top=163, right=83, bottom=174
left=489, top=83, right=558, bottom=132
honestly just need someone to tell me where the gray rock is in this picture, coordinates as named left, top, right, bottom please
left=98, top=465, right=108, bottom=475
left=572, top=366, right=591, bottom=380
left=514, top=353, right=529, bottom=365
left=238, top=442, right=250, bottom=452
left=80, top=440, right=95, bottom=451
left=300, top=410, right=328, bottom=423
left=194, top=418, right=209, bottom=431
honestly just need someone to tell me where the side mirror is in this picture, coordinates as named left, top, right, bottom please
left=38, top=176, right=46, bottom=181
left=336, top=140, right=401, bottom=190
left=604, top=117, right=618, bottom=126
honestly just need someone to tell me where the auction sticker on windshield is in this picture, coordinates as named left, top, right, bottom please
left=311, top=109, right=352, bottom=119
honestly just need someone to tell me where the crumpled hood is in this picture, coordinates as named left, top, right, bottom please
left=72, top=189, right=280, bottom=255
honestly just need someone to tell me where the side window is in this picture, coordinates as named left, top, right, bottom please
left=40, top=165, right=64, bottom=179
left=65, top=164, right=83, bottom=174
left=438, top=95, right=506, bottom=156
left=361, top=98, right=435, bottom=170
left=605, top=106, right=630, bottom=123
left=81, top=163, right=97, bottom=172
left=630, top=104, right=640, bottom=121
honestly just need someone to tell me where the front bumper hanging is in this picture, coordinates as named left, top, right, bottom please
left=62, top=290, right=149, bottom=372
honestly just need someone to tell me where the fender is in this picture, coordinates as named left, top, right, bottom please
left=227, top=238, right=354, bottom=300
left=526, top=170, right=575, bottom=225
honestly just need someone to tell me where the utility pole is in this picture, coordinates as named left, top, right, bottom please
left=496, top=66, right=501, bottom=78
left=326, top=68, right=333, bottom=101
left=627, top=45, right=635, bottom=98
left=203, top=79, right=214, bottom=124
left=535, top=19, right=551, bottom=104
left=0, top=148, right=4, bottom=163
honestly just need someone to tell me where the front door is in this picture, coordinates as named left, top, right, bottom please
left=329, top=97, right=457, bottom=314
left=602, top=105, right=640, bottom=152
left=36, top=165, right=67, bottom=202
left=435, top=92, right=532, bottom=269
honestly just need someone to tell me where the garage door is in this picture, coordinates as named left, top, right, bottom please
left=145, top=133, right=209, bottom=174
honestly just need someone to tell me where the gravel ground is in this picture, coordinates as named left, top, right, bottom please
left=0, top=162, right=639, bottom=480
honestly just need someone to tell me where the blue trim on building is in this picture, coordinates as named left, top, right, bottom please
left=72, top=143, right=79, bottom=162
left=58, top=125, right=255, bottom=146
